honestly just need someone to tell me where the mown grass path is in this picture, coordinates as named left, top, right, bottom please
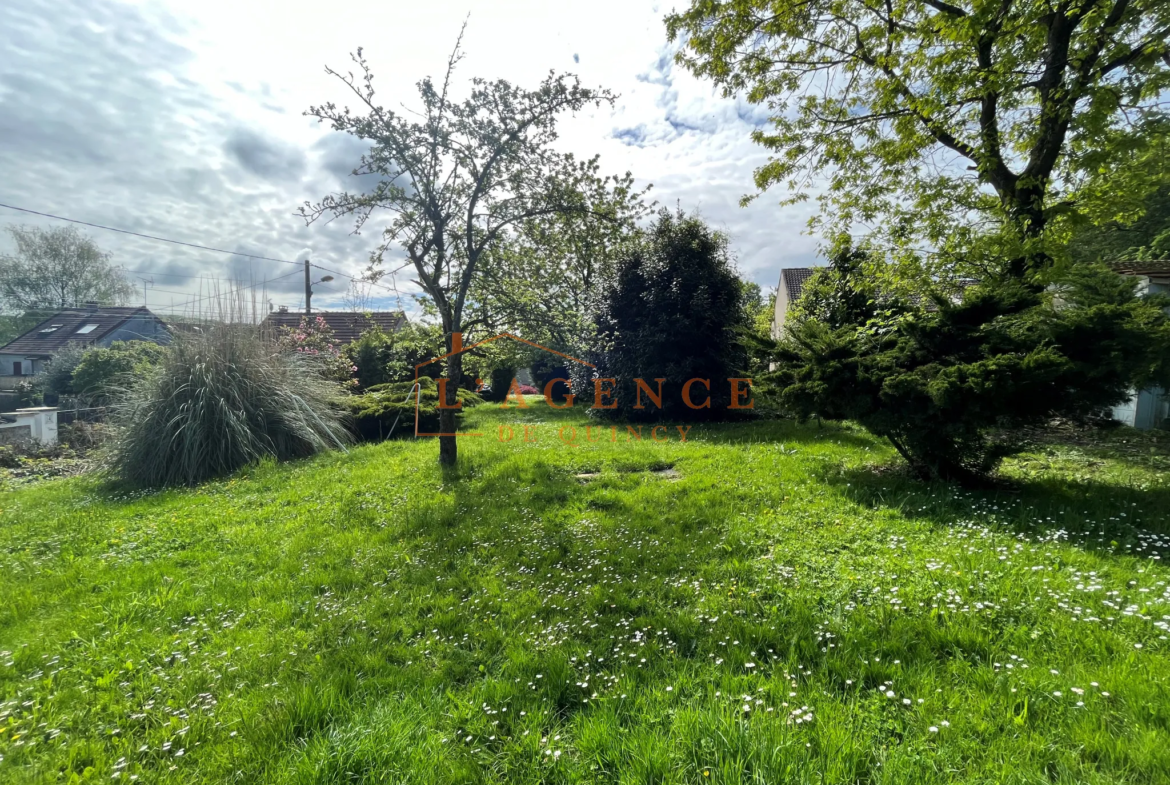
left=2, top=400, right=1169, bottom=783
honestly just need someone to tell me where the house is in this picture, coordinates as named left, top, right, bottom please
left=259, top=307, right=408, bottom=346
left=771, top=267, right=818, bottom=339
left=0, top=304, right=170, bottom=384
left=1110, top=259, right=1170, bottom=430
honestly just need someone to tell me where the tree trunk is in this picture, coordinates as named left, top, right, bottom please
left=438, top=409, right=458, bottom=465
left=437, top=349, right=464, bottom=466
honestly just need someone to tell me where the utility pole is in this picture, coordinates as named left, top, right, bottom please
left=138, top=276, right=153, bottom=309
left=304, top=256, right=312, bottom=314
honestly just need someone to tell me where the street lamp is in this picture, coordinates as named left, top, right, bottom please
left=303, top=260, right=334, bottom=314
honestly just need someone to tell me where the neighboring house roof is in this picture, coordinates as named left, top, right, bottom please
left=0, top=306, right=162, bottom=358
left=781, top=267, right=816, bottom=300
left=1109, top=259, right=1170, bottom=276
left=260, top=311, right=408, bottom=345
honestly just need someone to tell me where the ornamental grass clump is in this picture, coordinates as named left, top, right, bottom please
left=106, top=323, right=351, bottom=487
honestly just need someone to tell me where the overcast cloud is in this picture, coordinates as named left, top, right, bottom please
left=0, top=0, right=823, bottom=319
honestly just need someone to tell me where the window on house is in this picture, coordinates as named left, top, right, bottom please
left=12, top=361, right=22, bottom=376
left=39, top=324, right=63, bottom=334
left=75, top=323, right=99, bottom=334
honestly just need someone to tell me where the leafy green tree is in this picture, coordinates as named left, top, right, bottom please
left=741, top=281, right=779, bottom=376
left=667, top=0, right=1170, bottom=278
left=0, top=225, right=136, bottom=310
left=1071, top=181, right=1170, bottom=262
left=585, top=210, right=753, bottom=421
left=301, top=29, right=616, bottom=465
left=475, top=159, right=652, bottom=351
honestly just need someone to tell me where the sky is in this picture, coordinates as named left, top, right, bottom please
left=0, top=0, right=824, bottom=319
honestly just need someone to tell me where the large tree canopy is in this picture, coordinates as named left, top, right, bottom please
left=667, top=0, right=1170, bottom=276
left=301, top=31, right=620, bottom=465
left=0, top=224, right=136, bottom=310
left=474, top=159, right=651, bottom=352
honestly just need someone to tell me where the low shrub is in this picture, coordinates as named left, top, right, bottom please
left=531, top=353, right=571, bottom=401
left=342, top=377, right=483, bottom=441
left=105, top=324, right=351, bottom=487
left=13, top=378, right=42, bottom=408
left=342, top=323, right=447, bottom=389
left=344, top=327, right=396, bottom=389
left=72, top=340, right=169, bottom=403
left=58, top=420, right=111, bottom=451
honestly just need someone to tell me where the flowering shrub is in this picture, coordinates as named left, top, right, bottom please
left=276, top=316, right=357, bottom=389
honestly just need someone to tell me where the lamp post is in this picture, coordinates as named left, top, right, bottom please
left=305, top=270, right=334, bottom=314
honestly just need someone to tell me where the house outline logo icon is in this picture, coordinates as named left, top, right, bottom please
left=413, top=332, right=593, bottom=437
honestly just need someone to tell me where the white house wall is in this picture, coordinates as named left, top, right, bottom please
left=771, top=281, right=791, bottom=340
left=0, top=354, right=43, bottom=376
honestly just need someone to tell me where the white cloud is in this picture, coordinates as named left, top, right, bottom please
left=0, top=0, right=824, bottom=320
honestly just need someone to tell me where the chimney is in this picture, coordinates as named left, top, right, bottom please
left=84, top=300, right=99, bottom=311
left=278, top=305, right=289, bottom=314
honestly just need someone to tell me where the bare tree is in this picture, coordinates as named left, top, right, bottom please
left=300, top=28, right=615, bottom=465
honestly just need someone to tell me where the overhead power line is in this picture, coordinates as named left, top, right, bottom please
left=0, top=202, right=303, bottom=267
left=163, top=268, right=304, bottom=312
left=0, top=200, right=413, bottom=307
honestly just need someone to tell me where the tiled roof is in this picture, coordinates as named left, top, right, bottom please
left=260, top=311, right=408, bottom=345
left=1109, top=259, right=1170, bottom=276
left=780, top=267, right=817, bottom=301
left=0, top=306, right=158, bottom=357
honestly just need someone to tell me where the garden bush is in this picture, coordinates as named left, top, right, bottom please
left=13, top=377, right=43, bottom=408
left=344, top=327, right=396, bottom=389
left=105, top=324, right=351, bottom=487
left=769, top=254, right=1170, bottom=482
left=342, top=377, right=483, bottom=441
left=72, top=340, right=168, bottom=403
left=41, top=343, right=88, bottom=396
left=582, top=209, right=752, bottom=421
left=342, top=323, right=448, bottom=388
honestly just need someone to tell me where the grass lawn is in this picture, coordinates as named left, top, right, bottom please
left=2, top=399, right=1170, bottom=783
